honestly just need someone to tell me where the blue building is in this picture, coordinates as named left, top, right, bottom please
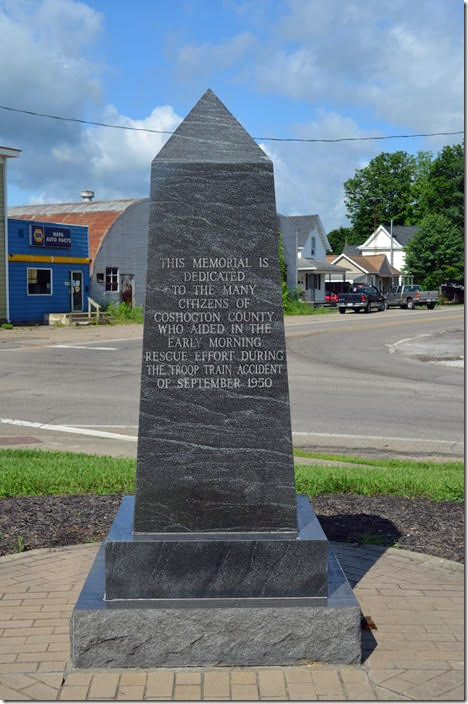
left=8, top=218, right=90, bottom=323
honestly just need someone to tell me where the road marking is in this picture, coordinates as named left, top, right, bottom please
left=286, top=314, right=464, bottom=340
left=292, top=431, right=460, bottom=445
left=0, top=336, right=141, bottom=352
left=0, top=418, right=137, bottom=441
left=387, top=333, right=433, bottom=353
left=49, top=345, right=118, bottom=350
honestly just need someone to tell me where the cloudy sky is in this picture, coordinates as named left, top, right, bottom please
left=0, top=0, right=463, bottom=232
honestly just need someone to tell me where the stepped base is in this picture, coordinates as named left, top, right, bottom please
left=71, top=498, right=361, bottom=667
left=104, top=496, right=328, bottom=600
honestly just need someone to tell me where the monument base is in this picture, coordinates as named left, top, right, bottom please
left=71, top=542, right=361, bottom=667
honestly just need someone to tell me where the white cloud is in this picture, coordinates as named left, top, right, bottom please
left=0, top=0, right=182, bottom=204
left=256, top=0, right=463, bottom=133
left=264, top=110, right=382, bottom=232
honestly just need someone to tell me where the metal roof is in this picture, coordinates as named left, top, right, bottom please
left=8, top=198, right=148, bottom=265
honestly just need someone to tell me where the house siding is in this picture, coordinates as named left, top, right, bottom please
left=90, top=200, right=149, bottom=307
left=8, top=219, right=90, bottom=323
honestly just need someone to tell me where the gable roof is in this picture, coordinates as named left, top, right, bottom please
left=328, top=252, right=400, bottom=276
left=8, top=198, right=147, bottom=264
left=278, top=214, right=330, bottom=251
left=382, top=224, right=420, bottom=246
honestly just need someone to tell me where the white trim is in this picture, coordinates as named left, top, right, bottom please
left=0, top=146, right=21, bottom=158
left=357, top=224, right=403, bottom=251
left=26, top=266, right=53, bottom=296
left=329, top=253, right=369, bottom=274
left=70, top=269, right=84, bottom=311
left=105, top=266, right=119, bottom=293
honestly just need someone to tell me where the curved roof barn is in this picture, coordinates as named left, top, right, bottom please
left=8, top=198, right=147, bottom=270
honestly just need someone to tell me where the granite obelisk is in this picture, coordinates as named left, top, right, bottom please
left=134, top=88, right=296, bottom=534
left=71, top=90, right=361, bottom=667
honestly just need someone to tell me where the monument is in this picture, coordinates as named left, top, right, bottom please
left=71, top=90, right=361, bottom=666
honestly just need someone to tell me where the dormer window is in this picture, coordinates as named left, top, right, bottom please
left=310, top=236, right=316, bottom=257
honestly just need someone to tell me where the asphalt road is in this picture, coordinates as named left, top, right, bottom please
left=0, top=307, right=463, bottom=459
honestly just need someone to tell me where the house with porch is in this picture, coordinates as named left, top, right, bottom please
left=326, top=247, right=400, bottom=293
left=279, top=214, right=347, bottom=303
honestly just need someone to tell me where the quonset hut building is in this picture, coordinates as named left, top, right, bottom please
left=9, top=196, right=149, bottom=308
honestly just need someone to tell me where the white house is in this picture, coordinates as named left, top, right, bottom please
left=326, top=247, right=400, bottom=292
left=357, top=224, right=420, bottom=275
left=279, top=214, right=346, bottom=303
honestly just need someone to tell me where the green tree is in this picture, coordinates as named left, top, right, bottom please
left=327, top=226, right=363, bottom=254
left=344, top=151, right=416, bottom=240
left=408, top=151, right=434, bottom=224
left=404, top=213, right=464, bottom=288
left=415, top=143, right=464, bottom=232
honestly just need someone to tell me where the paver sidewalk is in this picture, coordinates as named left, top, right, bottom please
left=0, top=542, right=463, bottom=701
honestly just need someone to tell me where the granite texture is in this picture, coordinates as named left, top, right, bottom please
left=134, top=89, right=296, bottom=533
left=105, top=496, right=328, bottom=600
left=71, top=542, right=361, bottom=667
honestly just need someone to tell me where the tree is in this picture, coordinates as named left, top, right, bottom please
left=326, top=226, right=362, bottom=254
left=414, top=143, right=464, bottom=232
left=343, top=151, right=416, bottom=240
left=404, top=213, right=464, bottom=289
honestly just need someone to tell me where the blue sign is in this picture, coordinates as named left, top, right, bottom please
left=44, top=226, right=71, bottom=248
left=30, top=224, right=72, bottom=249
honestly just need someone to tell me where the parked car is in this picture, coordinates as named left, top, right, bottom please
left=385, top=285, right=439, bottom=310
left=325, top=292, right=338, bottom=304
left=338, top=284, right=386, bottom=314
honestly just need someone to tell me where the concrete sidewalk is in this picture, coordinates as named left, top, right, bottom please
left=0, top=542, right=463, bottom=701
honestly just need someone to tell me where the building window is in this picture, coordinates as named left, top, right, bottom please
left=312, top=273, right=321, bottom=290
left=96, top=273, right=104, bottom=284
left=105, top=267, right=119, bottom=292
left=27, top=268, right=52, bottom=295
left=310, top=236, right=316, bottom=257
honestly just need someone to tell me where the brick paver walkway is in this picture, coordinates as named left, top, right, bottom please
left=0, top=542, right=463, bottom=700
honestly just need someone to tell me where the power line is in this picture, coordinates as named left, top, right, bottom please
left=0, top=104, right=463, bottom=143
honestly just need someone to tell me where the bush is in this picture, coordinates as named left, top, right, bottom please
left=106, top=302, right=144, bottom=323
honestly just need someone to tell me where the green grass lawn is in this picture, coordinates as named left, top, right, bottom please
left=294, top=451, right=463, bottom=502
left=0, top=448, right=463, bottom=502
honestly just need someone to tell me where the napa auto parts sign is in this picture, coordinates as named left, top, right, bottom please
left=30, top=224, right=71, bottom=249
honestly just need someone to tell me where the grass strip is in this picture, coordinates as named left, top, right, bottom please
left=0, top=449, right=135, bottom=497
left=294, top=452, right=463, bottom=502
left=0, top=448, right=463, bottom=502
left=294, top=449, right=464, bottom=470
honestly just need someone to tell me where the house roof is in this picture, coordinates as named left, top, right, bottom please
left=8, top=198, right=147, bottom=263
left=382, top=224, right=419, bottom=246
left=297, top=256, right=347, bottom=274
left=328, top=252, right=400, bottom=276
left=342, top=244, right=361, bottom=256
left=278, top=214, right=330, bottom=251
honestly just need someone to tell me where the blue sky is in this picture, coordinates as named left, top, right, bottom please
left=0, top=0, right=463, bottom=231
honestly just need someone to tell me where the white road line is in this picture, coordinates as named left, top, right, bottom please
left=49, top=345, right=117, bottom=350
left=292, top=431, right=459, bottom=445
left=0, top=418, right=137, bottom=441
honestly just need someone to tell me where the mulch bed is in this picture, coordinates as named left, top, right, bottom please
left=0, top=493, right=464, bottom=563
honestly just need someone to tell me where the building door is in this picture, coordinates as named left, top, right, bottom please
left=120, top=274, right=135, bottom=307
left=70, top=271, right=83, bottom=312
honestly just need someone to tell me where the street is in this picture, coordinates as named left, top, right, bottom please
left=0, top=307, right=463, bottom=458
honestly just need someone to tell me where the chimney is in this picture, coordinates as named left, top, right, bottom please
left=81, top=190, right=94, bottom=202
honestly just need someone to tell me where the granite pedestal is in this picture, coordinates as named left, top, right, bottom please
left=72, top=519, right=361, bottom=667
